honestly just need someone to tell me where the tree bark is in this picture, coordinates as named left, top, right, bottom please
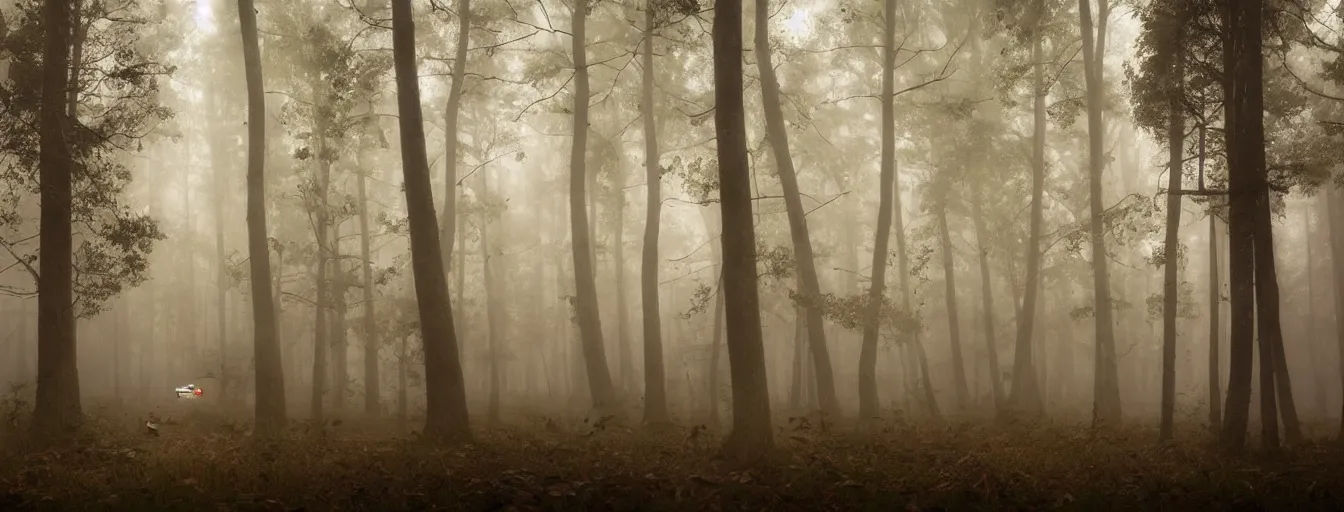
left=971, top=186, right=1003, bottom=411
left=1257, top=204, right=1303, bottom=446
left=640, top=0, right=668, bottom=424
left=1218, top=0, right=1259, bottom=454
left=1079, top=0, right=1122, bottom=427
left=390, top=0, right=471, bottom=440
left=331, top=222, right=348, bottom=415
left=1203, top=126, right=1221, bottom=433
left=936, top=195, right=970, bottom=410
left=358, top=162, right=379, bottom=417
left=1159, top=43, right=1185, bottom=443
left=713, top=0, right=773, bottom=461
left=1007, top=0, right=1046, bottom=417
left=440, top=0, right=468, bottom=297
left=754, top=0, right=839, bottom=419
left=569, top=0, right=617, bottom=411
left=33, top=0, right=80, bottom=440
left=310, top=109, right=331, bottom=421
left=858, top=0, right=896, bottom=420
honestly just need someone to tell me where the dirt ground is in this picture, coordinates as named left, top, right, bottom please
left=2, top=405, right=1342, bottom=511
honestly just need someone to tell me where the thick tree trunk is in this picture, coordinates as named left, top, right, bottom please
left=33, top=0, right=80, bottom=440
left=858, top=0, right=896, bottom=420
left=1007, top=2, right=1046, bottom=417
left=971, top=186, right=1003, bottom=411
left=1159, top=47, right=1185, bottom=443
left=1079, top=0, right=1122, bottom=427
left=936, top=197, right=970, bottom=410
left=640, top=1, right=667, bottom=424
left=390, top=0, right=471, bottom=440
left=358, top=164, right=379, bottom=416
left=713, top=0, right=773, bottom=461
left=1219, top=0, right=1260, bottom=454
left=754, top=0, right=838, bottom=419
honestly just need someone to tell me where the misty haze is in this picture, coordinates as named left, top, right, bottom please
left=0, top=0, right=1343, bottom=509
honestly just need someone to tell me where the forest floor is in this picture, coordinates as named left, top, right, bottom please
left=1, top=402, right=1343, bottom=511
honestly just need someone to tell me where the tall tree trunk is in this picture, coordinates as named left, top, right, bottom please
left=971, top=187, right=1003, bottom=411
left=1327, top=185, right=1344, bottom=440
left=892, top=161, right=938, bottom=417
left=310, top=112, right=331, bottom=421
left=614, top=158, right=633, bottom=395
left=1258, top=209, right=1302, bottom=446
left=569, top=1, right=617, bottom=411
left=440, top=0, right=468, bottom=299
left=708, top=270, right=724, bottom=427
left=331, top=222, right=348, bottom=415
left=358, top=163, right=379, bottom=416
left=390, top=0, right=471, bottom=440
left=936, top=195, right=970, bottom=410
left=1219, top=0, right=1260, bottom=453
left=214, top=149, right=229, bottom=402
left=1079, top=0, right=1122, bottom=427
left=33, top=0, right=80, bottom=439
left=1203, top=127, right=1221, bottom=433
left=640, top=0, right=667, bottom=423
left=713, top=0, right=773, bottom=460
left=754, top=0, right=838, bottom=419
left=858, top=0, right=896, bottom=420
left=1008, top=0, right=1046, bottom=416
left=483, top=169, right=502, bottom=425
left=1159, top=44, right=1185, bottom=442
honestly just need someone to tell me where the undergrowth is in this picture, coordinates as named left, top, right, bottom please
left=1, top=404, right=1342, bottom=511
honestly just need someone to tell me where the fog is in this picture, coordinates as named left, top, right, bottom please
left=2, top=0, right=1344, bottom=495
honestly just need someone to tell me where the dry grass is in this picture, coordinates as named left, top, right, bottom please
left=1, top=404, right=1343, bottom=511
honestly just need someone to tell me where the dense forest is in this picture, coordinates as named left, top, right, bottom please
left=3, top=0, right=1344, bottom=508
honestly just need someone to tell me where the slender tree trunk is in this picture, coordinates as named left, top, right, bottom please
left=713, top=0, right=773, bottom=460
left=331, top=223, right=348, bottom=415
left=33, top=0, right=80, bottom=440
left=614, top=159, right=633, bottom=395
left=1219, top=0, right=1259, bottom=453
left=310, top=112, right=331, bottom=421
left=936, top=196, right=970, bottom=410
left=708, top=270, right=724, bottom=427
left=754, top=0, right=838, bottom=419
left=1258, top=210, right=1302, bottom=446
left=213, top=105, right=229, bottom=402
left=568, top=1, right=617, bottom=411
left=390, top=0, right=471, bottom=440
left=1008, top=1, right=1046, bottom=416
left=640, top=1, right=667, bottom=423
left=1079, top=0, right=1122, bottom=427
left=482, top=169, right=502, bottom=425
left=858, top=0, right=896, bottom=420
left=1159, top=45, right=1185, bottom=442
left=1203, top=127, right=1222, bottom=433
left=972, top=187, right=1003, bottom=411
left=440, top=0, right=468, bottom=302
left=358, top=164, right=379, bottom=416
